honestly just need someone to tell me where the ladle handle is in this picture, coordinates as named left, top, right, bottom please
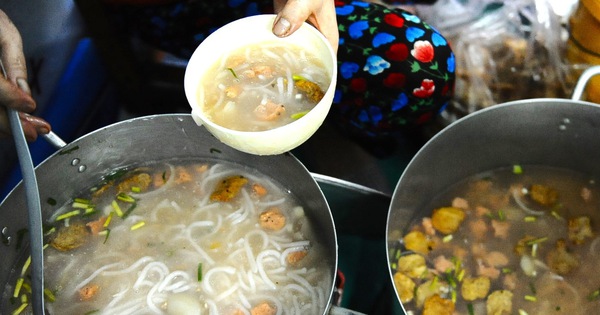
left=2, top=58, right=46, bottom=315
left=571, top=65, right=600, bottom=101
left=42, top=131, right=67, bottom=149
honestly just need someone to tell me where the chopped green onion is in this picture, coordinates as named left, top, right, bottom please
left=525, top=237, right=548, bottom=246
left=529, top=282, right=537, bottom=295
left=55, top=210, right=81, bottom=221
left=442, top=234, right=453, bottom=243
left=394, top=249, right=401, bottom=260
left=513, top=165, right=523, bottom=174
left=112, top=200, right=123, bottom=217
left=457, top=269, right=465, bottom=282
left=451, top=290, right=457, bottom=303
left=524, top=216, right=537, bottom=222
left=58, top=145, right=80, bottom=155
left=117, top=193, right=136, bottom=203
left=467, top=303, right=475, bottom=315
left=20, top=293, right=27, bottom=304
left=290, top=111, right=310, bottom=120
left=83, top=208, right=97, bottom=217
left=21, top=256, right=31, bottom=276
left=84, top=310, right=100, bottom=315
left=292, top=74, right=307, bottom=81
left=502, top=267, right=513, bottom=274
left=430, top=276, right=438, bottom=288
left=11, top=302, right=28, bottom=315
left=74, top=198, right=91, bottom=204
left=13, top=278, right=24, bottom=298
left=498, top=210, right=506, bottom=221
left=131, top=221, right=146, bottom=231
left=226, top=67, right=238, bottom=79
left=21, top=283, right=32, bottom=294
left=197, top=262, right=203, bottom=282
left=518, top=309, right=529, bottom=315
left=99, top=229, right=111, bottom=244
left=71, top=202, right=91, bottom=209
left=551, top=211, right=563, bottom=220
left=391, top=263, right=397, bottom=270
left=531, top=243, right=539, bottom=257
left=524, top=295, right=537, bottom=302
left=122, top=203, right=138, bottom=219
left=44, top=288, right=56, bottom=302
left=587, top=288, right=600, bottom=301
left=104, top=212, right=114, bottom=228
left=131, top=186, right=141, bottom=193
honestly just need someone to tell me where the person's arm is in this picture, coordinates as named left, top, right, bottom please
left=0, top=9, right=50, bottom=142
left=272, top=0, right=339, bottom=52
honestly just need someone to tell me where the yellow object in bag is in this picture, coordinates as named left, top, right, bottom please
left=568, top=0, right=600, bottom=103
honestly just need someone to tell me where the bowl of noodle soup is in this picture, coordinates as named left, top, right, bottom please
left=184, top=14, right=337, bottom=156
left=0, top=114, right=338, bottom=315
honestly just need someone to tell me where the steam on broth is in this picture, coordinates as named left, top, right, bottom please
left=390, top=166, right=600, bottom=315
left=200, top=41, right=330, bottom=131
left=8, top=160, right=332, bottom=315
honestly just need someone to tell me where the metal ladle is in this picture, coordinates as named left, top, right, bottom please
left=3, top=63, right=46, bottom=314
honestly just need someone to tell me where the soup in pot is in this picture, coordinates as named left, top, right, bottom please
left=390, top=165, right=600, bottom=315
left=7, top=160, right=332, bottom=315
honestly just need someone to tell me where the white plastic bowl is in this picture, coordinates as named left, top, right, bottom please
left=184, top=14, right=337, bottom=155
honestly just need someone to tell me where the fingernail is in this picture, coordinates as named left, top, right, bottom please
left=17, top=78, right=31, bottom=95
left=273, top=17, right=291, bottom=37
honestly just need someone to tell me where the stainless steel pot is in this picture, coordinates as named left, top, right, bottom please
left=0, top=114, right=339, bottom=314
left=386, top=66, right=600, bottom=313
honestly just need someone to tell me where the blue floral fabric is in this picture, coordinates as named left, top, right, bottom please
left=106, top=0, right=455, bottom=138
left=333, top=1, right=455, bottom=137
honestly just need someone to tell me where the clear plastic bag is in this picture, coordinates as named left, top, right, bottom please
left=416, top=0, right=576, bottom=121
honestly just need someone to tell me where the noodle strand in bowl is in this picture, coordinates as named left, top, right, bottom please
left=33, top=160, right=332, bottom=315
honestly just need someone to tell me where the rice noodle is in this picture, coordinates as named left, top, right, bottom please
left=216, top=283, right=240, bottom=302
left=37, top=160, right=331, bottom=315
left=103, top=256, right=154, bottom=276
left=203, top=266, right=237, bottom=295
left=512, top=188, right=546, bottom=216
left=74, top=262, right=124, bottom=292
left=258, top=197, right=286, bottom=208
left=129, top=164, right=176, bottom=199
left=285, top=68, right=293, bottom=99
left=237, top=290, right=252, bottom=314
left=134, top=261, right=170, bottom=289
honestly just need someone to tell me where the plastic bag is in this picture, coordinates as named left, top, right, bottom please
left=416, top=0, right=576, bottom=121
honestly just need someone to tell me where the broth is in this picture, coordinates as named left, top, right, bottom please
left=6, top=160, right=331, bottom=315
left=391, top=165, right=600, bottom=315
left=199, top=41, right=330, bottom=132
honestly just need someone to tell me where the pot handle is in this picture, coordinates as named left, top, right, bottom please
left=571, top=65, right=600, bottom=101
left=329, top=305, right=368, bottom=315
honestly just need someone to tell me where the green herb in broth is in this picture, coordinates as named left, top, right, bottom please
left=7, top=160, right=332, bottom=315
left=392, top=166, right=600, bottom=315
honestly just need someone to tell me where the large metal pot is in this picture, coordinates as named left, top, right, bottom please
left=386, top=66, right=600, bottom=313
left=0, top=114, right=338, bottom=314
